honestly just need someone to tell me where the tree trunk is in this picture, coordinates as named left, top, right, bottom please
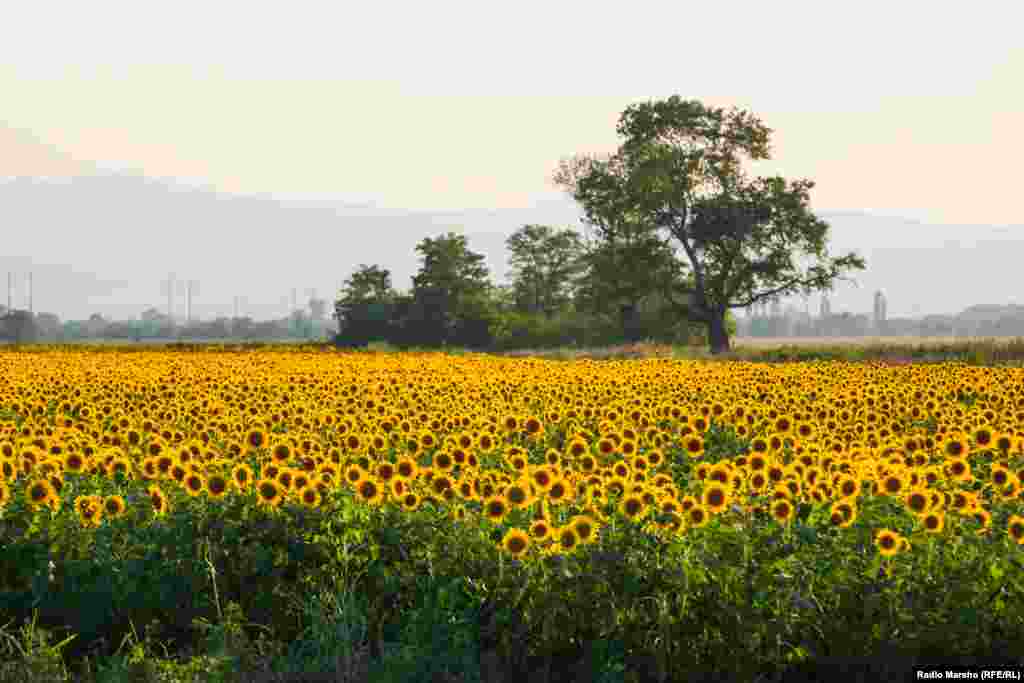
left=708, top=310, right=730, bottom=354
left=620, top=303, right=643, bottom=343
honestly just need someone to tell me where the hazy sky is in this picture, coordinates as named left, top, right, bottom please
left=2, top=1, right=1022, bottom=322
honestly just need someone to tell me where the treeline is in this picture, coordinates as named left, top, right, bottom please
left=0, top=309, right=334, bottom=344
left=333, top=225, right=735, bottom=351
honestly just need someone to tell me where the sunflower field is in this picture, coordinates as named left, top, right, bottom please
left=1, top=345, right=1023, bottom=681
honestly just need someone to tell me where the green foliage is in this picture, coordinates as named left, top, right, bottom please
left=505, top=224, right=586, bottom=317
left=369, top=575, right=484, bottom=683
left=553, top=95, right=867, bottom=353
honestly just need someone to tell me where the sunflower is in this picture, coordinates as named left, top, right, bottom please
left=944, top=456, right=971, bottom=482
left=529, top=465, right=556, bottom=492
left=103, top=495, right=127, bottom=519
left=168, top=463, right=188, bottom=485
left=505, top=480, right=535, bottom=510
left=619, top=494, right=648, bottom=521
left=774, top=415, right=794, bottom=434
left=612, top=460, right=631, bottom=479
left=111, top=457, right=132, bottom=480
left=147, top=485, right=169, bottom=516
left=770, top=498, right=794, bottom=524
left=400, top=492, right=421, bottom=512
left=344, top=464, right=366, bottom=486
left=356, top=477, right=383, bottom=506
left=707, top=463, right=731, bottom=484
left=299, top=485, right=322, bottom=509
left=702, top=483, right=730, bottom=515
left=205, top=473, right=230, bottom=500
left=26, top=479, right=56, bottom=510
left=971, top=508, right=992, bottom=533
left=524, top=518, right=552, bottom=543
left=523, top=415, right=543, bottom=438
left=270, top=441, right=292, bottom=463
left=972, top=425, right=994, bottom=451
left=276, top=469, right=295, bottom=492
left=990, top=464, right=1011, bottom=488
left=245, top=428, right=267, bottom=451
left=394, top=456, right=418, bottom=481
left=477, top=433, right=496, bottom=453
left=565, top=437, right=589, bottom=460
left=156, top=454, right=175, bottom=478
left=746, top=471, right=768, bottom=493
left=546, top=478, right=571, bottom=505
left=256, top=478, right=284, bottom=508
left=999, top=479, right=1020, bottom=501
left=571, top=514, right=599, bottom=545
left=921, top=510, right=945, bottom=534
left=828, top=506, right=852, bottom=529
left=943, top=437, right=968, bottom=459
left=430, top=474, right=453, bottom=497
left=0, top=481, right=9, bottom=508
left=683, top=435, right=705, bottom=458
left=63, top=451, right=86, bottom=474
left=483, top=495, right=509, bottom=524
left=292, top=472, right=312, bottom=493
left=831, top=499, right=856, bottom=532
left=835, top=475, right=860, bottom=499
left=501, top=528, right=531, bottom=558
left=231, top=463, right=253, bottom=492
left=432, top=450, right=454, bottom=472
left=904, top=489, right=931, bottom=516
left=875, top=528, right=900, bottom=557
left=686, top=504, right=709, bottom=528
left=994, top=432, right=1015, bottom=454
left=596, top=437, right=616, bottom=457
left=183, top=473, right=205, bottom=497
left=76, top=495, right=103, bottom=527
left=555, top=525, right=580, bottom=553
left=1008, top=515, right=1024, bottom=545
left=880, top=472, right=906, bottom=497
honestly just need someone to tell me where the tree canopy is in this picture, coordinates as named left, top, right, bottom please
left=505, top=224, right=585, bottom=317
left=554, top=95, right=866, bottom=353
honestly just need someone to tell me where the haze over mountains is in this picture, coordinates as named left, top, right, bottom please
left=1, top=172, right=1020, bottom=323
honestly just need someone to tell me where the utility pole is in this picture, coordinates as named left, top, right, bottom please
left=28, top=272, right=32, bottom=314
left=7, top=272, right=11, bottom=312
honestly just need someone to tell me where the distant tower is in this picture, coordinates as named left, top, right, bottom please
left=819, top=296, right=831, bottom=318
left=873, top=291, right=887, bottom=331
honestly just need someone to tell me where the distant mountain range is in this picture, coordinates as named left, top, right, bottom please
left=1, top=173, right=1021, bottom=322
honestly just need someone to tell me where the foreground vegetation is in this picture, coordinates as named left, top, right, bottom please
left=1, top=342, right=1024, bottom=682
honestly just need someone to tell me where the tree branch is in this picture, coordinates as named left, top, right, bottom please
left=727, top=273, right=826, bottom=309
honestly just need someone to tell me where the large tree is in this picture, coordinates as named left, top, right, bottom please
left=505, top=224, right=585, bottom=318
left=334, top=264, right=398, bottom=346
left=409, top=232, right=493, bottom=345
left=554, top=96, right=866, bottom=353
left=572, top=207, right=688, bottom=341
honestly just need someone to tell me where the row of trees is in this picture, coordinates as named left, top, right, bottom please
left=335, top=96, right=865, bottom=353
left=333, top=226, right=722, bottom=352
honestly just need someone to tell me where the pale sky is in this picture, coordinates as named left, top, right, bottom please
left=1, top=1, right=1022, bottom=322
